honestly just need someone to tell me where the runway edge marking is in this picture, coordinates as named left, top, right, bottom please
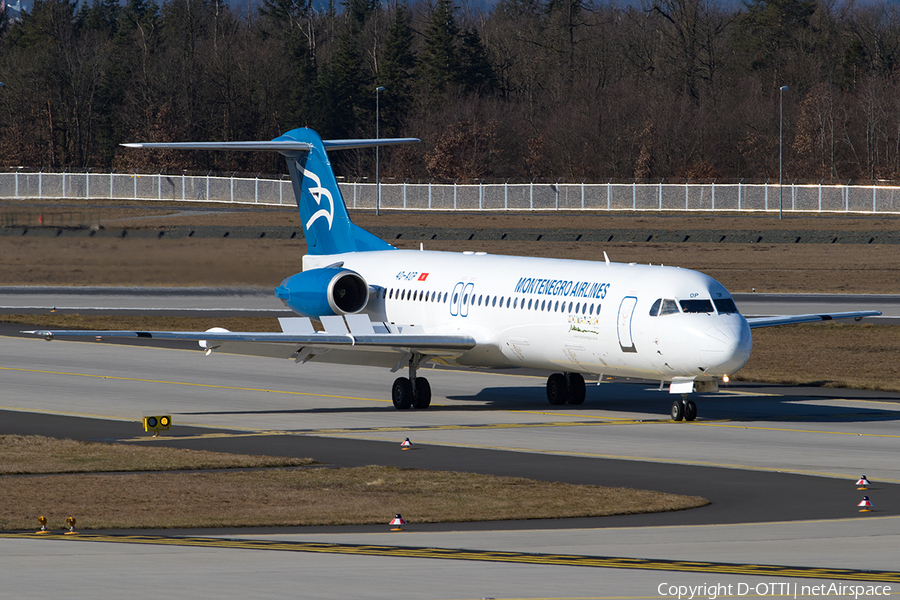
left=2, top=533, right=898, bottom=582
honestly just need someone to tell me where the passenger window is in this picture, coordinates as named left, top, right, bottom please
left=568, top=302, right=573, bottom=312
left=649, top=298, right=661, bottom=316
left=513, top=298, right=518, bottom=309
left=660, top=299, right=680, bottom=315
left=492, top=297, right=497, bottom=307
left=528, top=299, right=533, bottom=309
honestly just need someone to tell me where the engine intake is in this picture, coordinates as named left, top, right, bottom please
left=275, top=268, right=369, bottom=318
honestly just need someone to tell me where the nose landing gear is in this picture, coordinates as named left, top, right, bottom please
left=671, top=394, right=697, bottom=421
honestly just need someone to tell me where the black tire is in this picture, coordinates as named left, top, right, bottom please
left=566, top=373, right=586, bottom=405
left=392, top=377, right=413, bottom=409
left=546, top=373, right=568, bottom=405
left=412, top=378, right=432, bottom=409
left=670, top=400, right=684, bottom=421
left=685, top=400, right=697, bottom=422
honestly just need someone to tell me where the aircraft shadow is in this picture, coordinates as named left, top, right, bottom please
left=446, top=382, right=900, bottom=424
left=177, top=381, right=900, bottom=422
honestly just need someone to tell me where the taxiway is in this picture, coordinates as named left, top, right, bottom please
left=1, top=332, right=898, bottom=598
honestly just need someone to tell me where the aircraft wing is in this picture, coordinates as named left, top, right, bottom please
left=24, top=316, right=476, bottom=370
left=746, top=310, right=881, bottom=329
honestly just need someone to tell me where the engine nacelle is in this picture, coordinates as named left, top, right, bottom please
left=275, top=268, right=369, bottom=318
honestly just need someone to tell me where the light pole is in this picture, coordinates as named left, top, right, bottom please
left=375, top=86, right=385, bottom=216
left=779, top=85, right=788, bottom=219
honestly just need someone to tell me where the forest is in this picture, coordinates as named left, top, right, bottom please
left=0, top=0, right=899, bottom=183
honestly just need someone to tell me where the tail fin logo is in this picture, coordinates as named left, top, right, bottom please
left=302, top=167, right=334, bottom=231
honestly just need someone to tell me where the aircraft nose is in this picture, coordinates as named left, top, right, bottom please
left=701, top=317, right=752, bottom=375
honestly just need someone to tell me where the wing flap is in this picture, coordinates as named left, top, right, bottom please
left=746, top=310, right=881, bottom=329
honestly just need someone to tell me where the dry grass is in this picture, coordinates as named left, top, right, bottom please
left=1, top=464, right=706, bottom=531
left=735, top=323, right=900, bottom=392
left=2, top=209, right=900, bottom=292
left=0, top=436, right=705, bottom=531
left=0, top=435, right=313, bottom=475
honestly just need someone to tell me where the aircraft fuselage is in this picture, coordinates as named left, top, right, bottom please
left=304, top=250, right=753, bottom=384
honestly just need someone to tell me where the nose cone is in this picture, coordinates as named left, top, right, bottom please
left=701, top=316, right=752, bottom=375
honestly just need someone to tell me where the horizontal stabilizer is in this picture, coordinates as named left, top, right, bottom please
left=321, top=138, right=420, bottom=151
left=121, top=141, right=313, bottom=152
left=121, top=137, right=419, bottom=154
left=746, top=310, right=881, bottom=329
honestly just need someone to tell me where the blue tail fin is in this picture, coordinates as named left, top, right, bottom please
left=274, top=128, right=389, bottom=255
left=122, top=127, right=419, bottom=256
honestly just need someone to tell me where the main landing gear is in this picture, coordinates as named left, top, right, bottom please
left=546, top=372, right=586, bottom=406
left=670, top=394, right=697, bottom=422
left=392, top=353, right=431, bottom=410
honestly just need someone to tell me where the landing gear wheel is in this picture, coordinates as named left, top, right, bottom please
left=546, top=373, right=568, bottom=405
left=566, top=373, right=586, bottom=405
left=684, top=400, right=697, bottom=422
left=392, top=377, right=413, bottom=410
left=670, top=399, right=684, bottom=421
left=412, top=377, right=431, bottom=409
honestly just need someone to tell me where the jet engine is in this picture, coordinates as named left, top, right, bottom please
left=275, top=268, right=369, bottom=318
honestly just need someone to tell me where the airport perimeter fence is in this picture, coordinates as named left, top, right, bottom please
left=3, top=170, right=900, bottom=214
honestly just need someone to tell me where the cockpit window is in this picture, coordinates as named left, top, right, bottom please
left=651, top=298, right=682, bottom=316
left=680, top=299, right=714, bottom=314
left=714, top=298, right=739, bottom=314
left=660, top=299, right=680, bottom=315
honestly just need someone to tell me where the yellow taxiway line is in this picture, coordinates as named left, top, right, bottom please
left=2, top=532, right=898, bottom=582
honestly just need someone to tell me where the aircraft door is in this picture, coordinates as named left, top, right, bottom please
left=617, top=296, right=638, bottom=353
left=460, top=283, right=474, bottom=317
left=449, top=282, right=464, bottom=316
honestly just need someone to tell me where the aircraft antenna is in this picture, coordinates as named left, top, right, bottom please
left=603, top=251, right=610, bottom=265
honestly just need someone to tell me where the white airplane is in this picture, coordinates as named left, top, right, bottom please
left=28, top=128, right=881, bottom=421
